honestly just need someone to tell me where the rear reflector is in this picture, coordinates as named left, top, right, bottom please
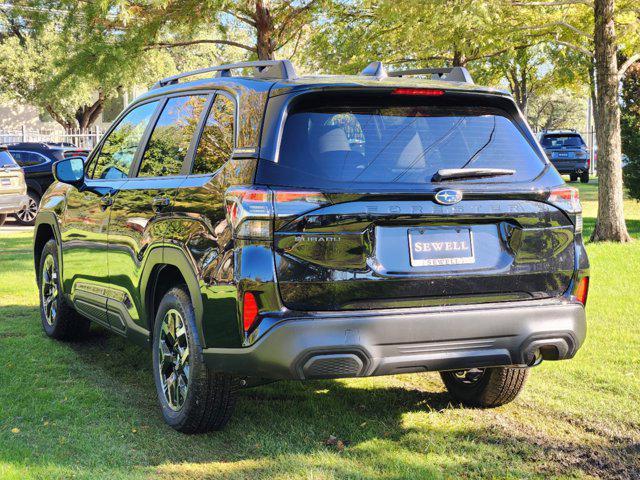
left=243, top=292, right=259, bottom=332
left=574, top=277, right=589, bottom=306
left=392, top=88, right=445, bottom=96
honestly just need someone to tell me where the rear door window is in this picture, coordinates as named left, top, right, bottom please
left=191, top=94, right=235, bottom=175
left=138, top=95, right=209, bottom=177
left=10, top=151, right=47, bottom=167
left=263, top=96, right=545, bottom=189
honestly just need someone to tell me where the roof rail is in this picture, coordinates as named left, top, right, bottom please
left=152, top=60, right=298, bottom=89
left=388, top=66, right=474, bottom=84
left=360, top=61, right=388, bottom=80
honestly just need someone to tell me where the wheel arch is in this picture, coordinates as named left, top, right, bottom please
left=25, top=179, right=43, bottom=197
left=141, top=247, right=205, bottom=343
left=33, top=213, right=62, bottom=285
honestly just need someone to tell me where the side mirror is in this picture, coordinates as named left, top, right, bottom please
left=53, top=157, right=85, bottom=187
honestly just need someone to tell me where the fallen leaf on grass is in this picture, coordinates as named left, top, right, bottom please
left=11, top=428, right=20, bottom=434
left=324, top=435, right=349, bottom=452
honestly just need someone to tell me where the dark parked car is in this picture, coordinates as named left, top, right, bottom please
left=0, top=146, right=29, bottom=226
left=33, top=60, right=589, bottom=433
left=6, top=142, right=89, bottom=225
left=539, top=130, right=590, bottom=183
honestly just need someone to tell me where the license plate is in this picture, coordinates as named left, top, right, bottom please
left=557, top=152, right=568, bottom=158
left=0, top=178, right=10, bottom=186
left=408, top=228, right=475, bottom=266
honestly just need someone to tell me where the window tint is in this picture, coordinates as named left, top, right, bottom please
left=261, top=98, right=545, bottom=189
left=10, top=151, right=46, bottom=167
left=192, top=94, right=235, bottom=175
left=0, top=150, right=17, bottom=167
left=138, top=95, right=209, bottom=177
left=541, top=134, right=585, bottom=148
left=90, top=101, right=158, bottom=180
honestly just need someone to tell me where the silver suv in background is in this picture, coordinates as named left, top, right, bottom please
left=0, top=147, right=29, bottom=227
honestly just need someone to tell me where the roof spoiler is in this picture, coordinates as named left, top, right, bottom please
left=360, top=62, right=474, bottom=84
left=152, top=60, right=298, bottom=89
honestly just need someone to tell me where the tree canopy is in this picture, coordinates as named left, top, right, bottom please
left=1, top=0, right=639, bottom=242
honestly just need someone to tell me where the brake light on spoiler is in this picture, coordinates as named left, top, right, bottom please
left=392, top=88, right=445, bottom=96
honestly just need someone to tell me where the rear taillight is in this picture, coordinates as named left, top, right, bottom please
left=272, top=190, right=328, bottom=218
left=548, top=186, right=582, bottom=233
left=225, top=187, right=273, bottom=239
left=573, top=276, right=589, bottom=306
left=242, top=292, right=259, bottom=332
left=225, top=187, right=329, bottom=239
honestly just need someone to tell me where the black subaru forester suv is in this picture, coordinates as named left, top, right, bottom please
left=33, top=60, right=589, bottom=433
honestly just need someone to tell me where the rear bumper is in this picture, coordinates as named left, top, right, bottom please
left=203, top=298, right=586, bottom=380
left=0, top=194, right=28, bottom=214
left=552, top=162, right=589, bottom=174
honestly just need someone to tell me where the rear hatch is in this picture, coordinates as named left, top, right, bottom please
left=257, top=90, right=576, bottom=311
left=0, top=149, right=25, bottom=196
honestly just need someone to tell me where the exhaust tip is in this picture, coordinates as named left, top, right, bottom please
left=523, top=337, right=573, bottom=365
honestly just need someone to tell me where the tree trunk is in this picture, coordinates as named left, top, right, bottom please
left=75, top=92, right=106, bottom=130
left=255, top=0, right=275, bottom=60
left=44, top=105, right=76, bottom=130
left=452, top=49, right=467, bottom=67
left=591, top=0, right=631, bottom=242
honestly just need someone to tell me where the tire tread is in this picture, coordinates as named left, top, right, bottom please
left=440, top=367, right=529, bottom=408
left=153, top=286, right=237, bottom=433
left=39, top=239, right=90, bottom=341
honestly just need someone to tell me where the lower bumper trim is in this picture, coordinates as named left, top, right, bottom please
left=203, top=299, right=586, bottom=380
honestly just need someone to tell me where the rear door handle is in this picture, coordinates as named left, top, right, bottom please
left=152, top=196, right=171, bottom=212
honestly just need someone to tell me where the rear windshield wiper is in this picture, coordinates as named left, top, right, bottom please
left=432, top=168, right=515, bottom=182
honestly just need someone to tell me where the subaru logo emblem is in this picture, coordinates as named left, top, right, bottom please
left=434, top=189, right=463, bottom=205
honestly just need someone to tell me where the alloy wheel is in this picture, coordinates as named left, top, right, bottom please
left=16, top=196, right=38, bottom=223
left=41, top=254, right=58, bottom=326
left=158, top=308, right=190, bottom=411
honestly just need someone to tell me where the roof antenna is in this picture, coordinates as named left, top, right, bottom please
left=360, top=61, right=388, bottom=80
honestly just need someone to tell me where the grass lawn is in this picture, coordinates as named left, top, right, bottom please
left=0, top=179, right=639, bottom=479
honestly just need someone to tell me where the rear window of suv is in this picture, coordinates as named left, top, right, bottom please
left=0, top=150, right=17, bottom=168
left=541, top=134, right=585, bottom=148
left=260, top=94, right=545, bottom=189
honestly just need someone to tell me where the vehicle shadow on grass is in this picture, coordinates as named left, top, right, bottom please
left=2, top=306, right=638, bottom=479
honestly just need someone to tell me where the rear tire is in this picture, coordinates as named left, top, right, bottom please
left=580, top=172, right=589, bottom=183
left=0, top=214, right=6, bottom=227
left=569, top=173, right=578, bottom=182
left=38, top=239, right=90, bottom=340
left=14, top=190, right=39, bottom=226
left=440, top=367, right=529, bottom=408
left=152, top=286, right=238, bottom=433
